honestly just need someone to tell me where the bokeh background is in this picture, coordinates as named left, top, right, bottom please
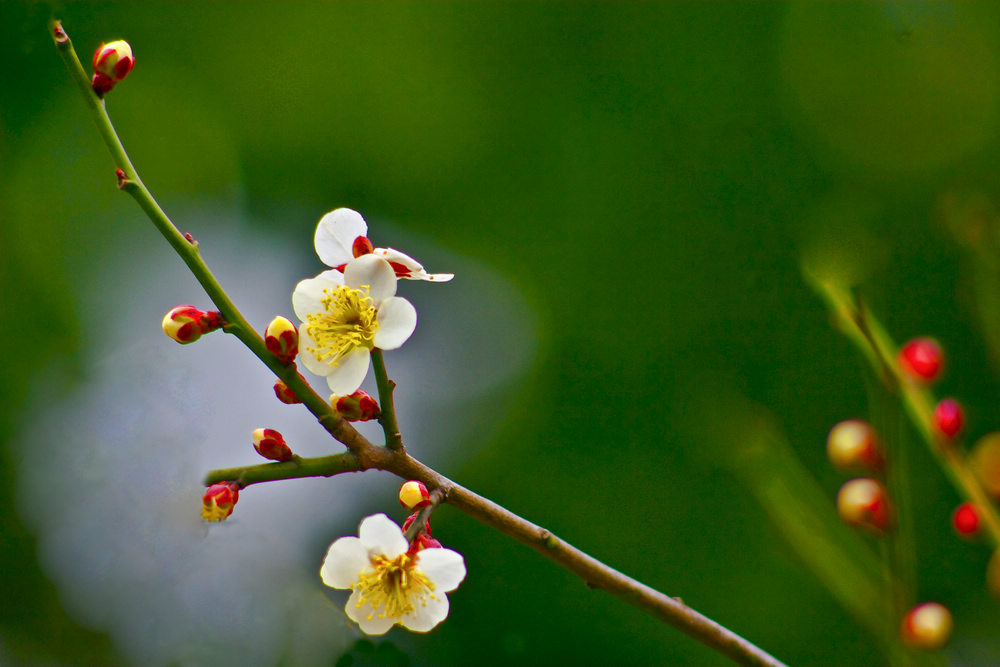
left=4, top=2, right=1000, bottom=665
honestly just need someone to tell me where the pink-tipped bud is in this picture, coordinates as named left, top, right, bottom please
left=331, top=390, right=380, bottom=421
left=273, top=378, right=302, bottom=404
left=934, top=399, right=964, bottom=440
left=399, top=480, right=431, bottom=510
left=161, top=305, right=223, bottom=344
left=202, top=482, right=239, bottom=522
left=827, top=420, right=884, bottom=472
left=901, top=602, right=953, bottom=651
left=352, top=236, right=374, bottom=258
left=252, top=427, right=293, bottom=462
left=264, top=316, right=298, bottom=363
left=898, top=338, right=944, bottom=383
left=952, top=502, right=981, bottom=537
left=412, top=533, right=442, bottom=550
left=837, top=478, right=892, bottom=533
left=91, top=40, right=134, bottom=95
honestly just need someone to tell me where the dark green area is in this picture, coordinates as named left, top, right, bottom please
left=3, top=2, right=1000, bottom=665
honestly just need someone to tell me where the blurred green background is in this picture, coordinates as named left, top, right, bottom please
left=4, top=2, right=1000, bottom=665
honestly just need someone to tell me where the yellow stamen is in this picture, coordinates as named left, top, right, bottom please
left=352, top=552, right=436, bottom=621
left=305, top=285, right=378, bottom=365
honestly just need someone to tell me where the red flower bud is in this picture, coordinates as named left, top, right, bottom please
left=264, top=316, right=298, bottom=363
left=402, top=512, right=431, bottom=535
left=901, top=602, right=952, bottom=650
left=898, top=338, right=944, bottom=383
left=399, top=480, right=431, bottom=510
left=933, top=399, right=964, bottom=440
left=252, top=428, right=293, bottom=462
left=202, top=482, right=239, bottom=522
left=331, top=390, right=380, bottom=421
left=837, top=478, right=892, bottom=533
left=952, top=502, right=981, bottom=537
left=91, top=40, right=134, bottom=95
left=273, top=379, right=302, bottom=404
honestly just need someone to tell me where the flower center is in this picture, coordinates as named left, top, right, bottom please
left=305, top=285, right=378, bottom=364
left=353, top=552, right=436, bottom=621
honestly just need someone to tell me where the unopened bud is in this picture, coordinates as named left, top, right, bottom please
left=827, top=420, right=883, bottom=472
left=402, top=512, right=431, bottom=535
left=264, top=316, right=298, bottom=363
left=161, top=305, right=223, bottom=344
left=412, top=533, right=442, bottom=550
left=273, top=378, right=302, bottom=404
left=252, top=428, right=293, bottom=462
left=837, top=478, right=892, bottom=533
left=901, top=602, right=952, bottom=650
left=399, top=480, right=431, bottom=510
left=971, top=432, right=1000, bottom=500
left=331, top=390, right=380, bottom=421
left=202, top=482, right=239, bottom=522
left=91, top=40, right=134, bottom=95
left=898, top=338, right=944, bottom=383
left=952, top=502, right=981, bottom=538
left=934, top=398, right=965, bottom=440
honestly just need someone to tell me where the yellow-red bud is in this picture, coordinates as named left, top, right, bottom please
left=837, top=478, right=892, bottom=533
left=161, top=305, right=223, bottom=344
left=91, top=40, right=134, bottom=95
left=826, top=420, right=883, bottom=472
left=202, top=482, right=239, bottom=522
left=399, top=480, right=431, bottom=510
left=901, top=602, right=952, bottom=650
left=252, top=428, right=293, bottom=462
left=264, top=316, right=298, bottom=363
left=331, top=390, right=380, bottom=421
left=273, top=378, right=302, bottom=404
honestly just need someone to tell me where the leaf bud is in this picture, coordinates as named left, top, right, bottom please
left=264, top=316, right=298, bottom=363
left=252, top=427, right=293, bottom=462
left=331, top=390, right=380, bottom=421
left=399, top=480, right=431, bottom=510
left=201, top=482, right=239, bottom=522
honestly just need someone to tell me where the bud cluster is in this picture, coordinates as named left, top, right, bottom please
left=399, top=481, right=442, bottom=551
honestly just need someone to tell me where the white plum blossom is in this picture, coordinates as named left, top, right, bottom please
left=320, top=514, right=466, bottom=635
left=292, top=254, right=417, bottom=394
left=314, top=208, right=454, bottom=282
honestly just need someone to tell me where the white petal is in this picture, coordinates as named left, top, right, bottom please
left=324, top=348, right=371, bottom=395
left=345, top=590, right=396, bottom=636
left=314, top=269, right=347, bottom=284
left=344, top=255, right=397, bottom=305
left=319, top=536, right=370, bottom=589
left=416, top=548, right=466, bottom=592
left=357, top=513, right=408, bottom=558
left=400, top=594, right=449, bottom=633
left=374, top=297, right=417, bottom=350
left=315, top=208, right=368, bottom=268
left=292, top=277, right=339, bottom=321
left=375, top=247, right=454, bottom=282
left=296, top=325, right=333, bottom=377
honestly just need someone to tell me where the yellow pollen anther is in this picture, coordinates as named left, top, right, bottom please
left=355, top=552, right=435, bottom=621
left=305, top=285, right=378, bottom=365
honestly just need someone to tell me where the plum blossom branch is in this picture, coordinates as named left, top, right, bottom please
left=370, top=348, right=403, bottom=450
left=54, top=21, right=787, bottom=667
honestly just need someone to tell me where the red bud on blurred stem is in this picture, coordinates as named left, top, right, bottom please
left=252, top=428, right=293, bottom=462
left=202, top=482, right=239, bottom=522
left=898, top=338, right=944, bottom=383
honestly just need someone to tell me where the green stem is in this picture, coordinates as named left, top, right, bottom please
left=370, top=348, right=403, bottom=450
left=55, top=22, right=788, bottom=667
left=811, top=278, right=1000, bottom=548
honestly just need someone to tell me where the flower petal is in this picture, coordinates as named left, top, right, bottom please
left=297, top=325, right=334, bottom=377
left=357, top=513, right=408, bottom=558
left=292, top=277, right=339, bottom=321
left=319, top=536, right=370, bottom=589
left=315, top=208, right=368, bottom=268
left=324, top=348, right=371, bottom=395
left=344, top=255, right=397, bottom=305
left=314, top=269, right=347, bottom=284
left=374, top=297, right=417, bottom=350
left=400, top=593, right=449, bottom=633
left=345, top=590, right=396, bottom=636
left=416, top=547, right=466, bottom=592
left=375, top=247, right=454, bottom=282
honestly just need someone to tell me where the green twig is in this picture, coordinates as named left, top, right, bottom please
left=370, top=348, right=403, bottom=450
